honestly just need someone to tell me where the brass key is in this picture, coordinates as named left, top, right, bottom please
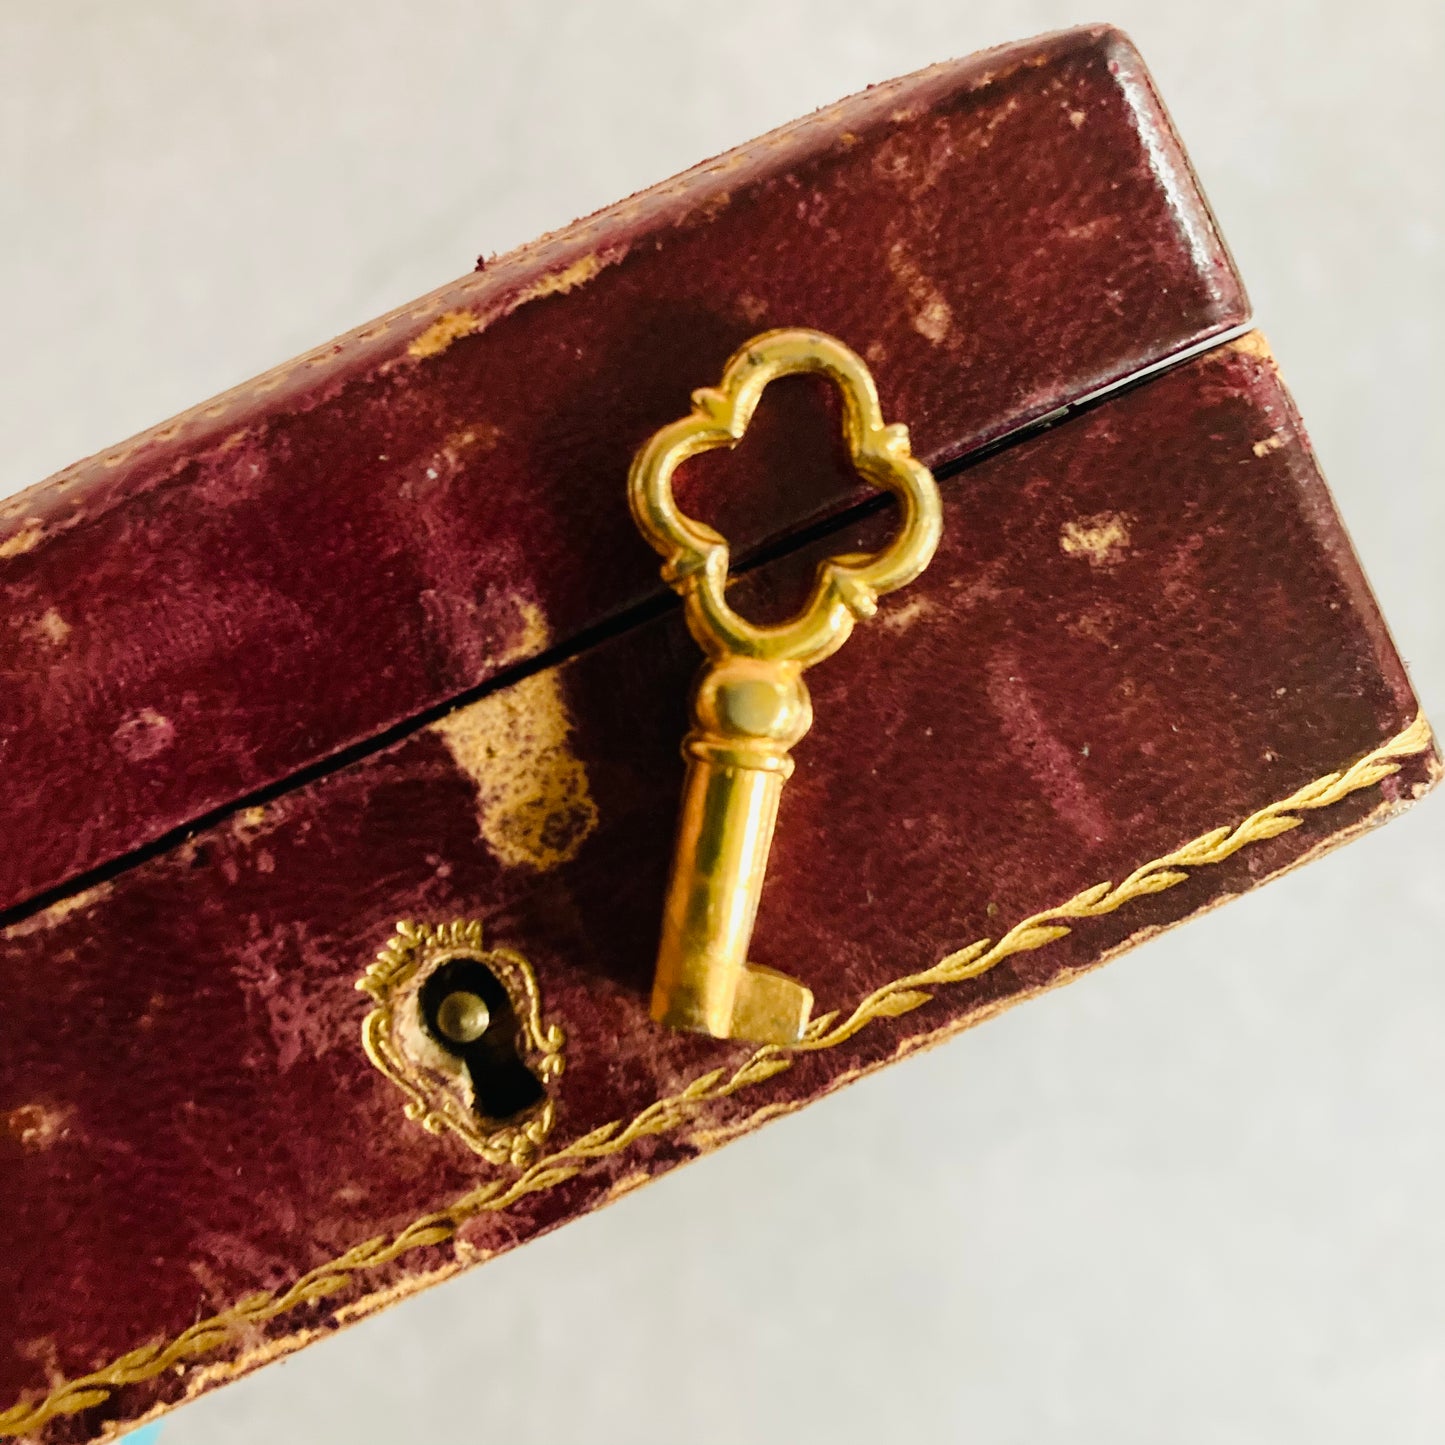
left=629, top=329, right=943, bottom=1044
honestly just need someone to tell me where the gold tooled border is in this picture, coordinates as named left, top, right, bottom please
left=0, top=713, right=1433, bottom=1439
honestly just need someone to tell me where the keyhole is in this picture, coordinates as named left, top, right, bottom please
left=418, top=958, right=545, bottom=1120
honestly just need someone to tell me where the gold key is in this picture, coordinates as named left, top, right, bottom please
left=629, top=328, right=943, bottom=1044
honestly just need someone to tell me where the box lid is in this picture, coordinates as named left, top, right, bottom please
left=0, top=25, right=1246, bottom=917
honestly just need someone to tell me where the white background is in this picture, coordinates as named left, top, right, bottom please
left=2, top=3, right=1441, bottom=1442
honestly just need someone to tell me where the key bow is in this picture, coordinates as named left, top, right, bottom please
left=629, top=328, right=942, bottom=666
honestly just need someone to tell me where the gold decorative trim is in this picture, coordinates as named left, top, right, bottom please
left=0, top=714, right=1431, bottom=1439
left=357, top=920, right=565, bottom=1167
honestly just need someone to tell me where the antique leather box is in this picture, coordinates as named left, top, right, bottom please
left=0, top=25, right=1435, bottom=1441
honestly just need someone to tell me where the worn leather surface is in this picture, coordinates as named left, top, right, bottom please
left=0, top=25, right=1247, bottom=915
left=0, top=338, right=1433, bottom=1441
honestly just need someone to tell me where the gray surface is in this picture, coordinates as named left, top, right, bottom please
left=3, top=3, right=1441, bottom=1442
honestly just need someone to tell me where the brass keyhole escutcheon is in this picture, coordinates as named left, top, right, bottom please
left=357, top=920, right=565, bottom=1167
left=628, top=328, right=943, bottom=1046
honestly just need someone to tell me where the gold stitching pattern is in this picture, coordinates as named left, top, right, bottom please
left=792, top=711, right=1435, bottom=1050
left=0, top=713, right=1431, bottom=1439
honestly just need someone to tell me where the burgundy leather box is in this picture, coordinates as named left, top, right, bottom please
left=0, top=26, right=1435, bottom=1442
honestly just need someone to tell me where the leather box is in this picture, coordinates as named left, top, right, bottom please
left=0, top=25, right=1435, bottom=1441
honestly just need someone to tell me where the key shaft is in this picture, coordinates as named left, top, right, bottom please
left=652, top=659, right=814, bottom=1043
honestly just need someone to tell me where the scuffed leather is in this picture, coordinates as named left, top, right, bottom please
left=0, top=339, right=1432, bottom=1440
